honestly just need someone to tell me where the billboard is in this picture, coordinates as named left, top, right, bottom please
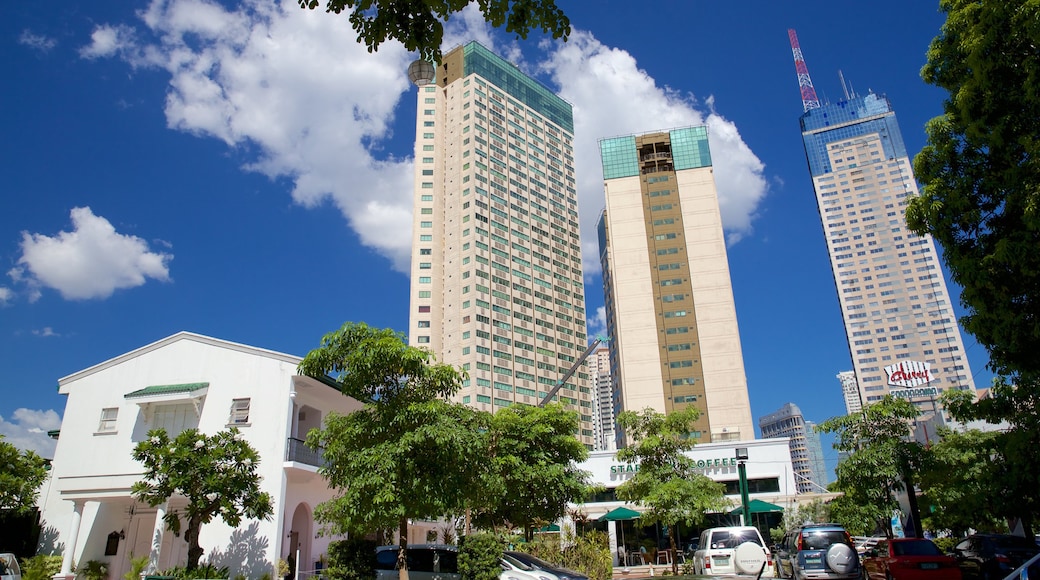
left=885, top=361, right=934, bottom=388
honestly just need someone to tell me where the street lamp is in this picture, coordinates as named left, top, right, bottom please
left=735, top=447, right=751, bottom=526
left=407, top=59, right=435, bottom=86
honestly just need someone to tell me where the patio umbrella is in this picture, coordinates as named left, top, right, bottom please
left=598, top=507, right=641, bottom=566
left=728, top=499, right=784, bottom=515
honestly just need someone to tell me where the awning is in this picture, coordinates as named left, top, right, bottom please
left=535, top=524, right=561, bottom=532
left=124, top=382, right=209, bottom=416
left=598, top=506, right=642, bottom=521
left=730, top=499, right=784, bottom=515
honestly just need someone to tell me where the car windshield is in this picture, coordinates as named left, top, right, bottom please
left=712, top=530, right=762, bottom=548
left=502, top=555, right=534, bottom=571
left=511, top=554, right=555, bottom=569
left=893, top=540, right=941, bottom=556
left=988, top=536, right=1040, bottom=552
left=801, top=530, right=848, bottom=550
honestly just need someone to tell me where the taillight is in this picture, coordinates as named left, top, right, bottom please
left=703, top=557, right=711, bottom=570
left=844, top=531, right=854, bottom=546
left=995, top=554, right=1012, bottom=565
left=797, top=535, right=804, bottom=551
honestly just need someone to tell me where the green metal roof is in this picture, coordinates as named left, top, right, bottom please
left=124, top=382, right=209, bottom=399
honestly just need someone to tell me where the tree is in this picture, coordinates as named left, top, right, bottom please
left=906, top=1, right=1040, bottom=378
left=916, top=426, right=1003, bottom=536
left=298, top=0, right=571, bottom=62
left=0, top=436, right=48, bottom=515
left=132, top=428, right=274, bottom=570
left=938, top=379, right=1040, bottom=537
left=817, top=397, right=923, bottom=538
left=471, top=403, right=590, bottom=540
left=614, top=407, right=728, bottom=575
left=299, top=322, right=485, bottom=580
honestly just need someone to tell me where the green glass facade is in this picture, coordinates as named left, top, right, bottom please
left=599, top=135, right=639, bottom=179
left=670, top=126, right=712, bottom=170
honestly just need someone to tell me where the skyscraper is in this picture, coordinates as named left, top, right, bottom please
left=589, top=344, right=616, bottom=451
left=406, top=42, right=593, bottom=447
left=759, top=403, right=820, bottom=494
left=837, top=370, right=862, bottom=415
left=597, top=127, right=755, bottom=445
left=799, top=91, right=977, bottom=415
left=803, top=420, right=829, bottom=489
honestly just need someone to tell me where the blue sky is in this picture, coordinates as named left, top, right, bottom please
left=2, top=1, right=992, bottom=472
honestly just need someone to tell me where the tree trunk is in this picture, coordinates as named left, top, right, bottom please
left=186, top=515, right=204, bottom=571
left=398, top=515, right=410, bottom=580
left=669, top=525, right=679, bottom=575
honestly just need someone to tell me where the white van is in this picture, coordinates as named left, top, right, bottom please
left=693, top=526, right=770, bottom=576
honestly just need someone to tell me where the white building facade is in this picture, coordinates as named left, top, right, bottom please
left=37, top=332, right=363, bottom=579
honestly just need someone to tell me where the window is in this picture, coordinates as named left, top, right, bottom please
left=229, top=398, right=250, bottom=425
left=418, top=320, right=431, bottom=328
left=417, top=336, right=430, bottom=343
left=97, top=407, right=118, bottom=433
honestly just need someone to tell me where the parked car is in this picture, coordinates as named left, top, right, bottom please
left=861, top=538, right=961, bottom=580
left=503, top=551, right=588, bottom=580
left=693, top=526, right=770, bottom=576
left=0, top=554, right=20, bottom=580
left=376, top=545, right=459, bottom=580
left=951, top=533, right=1040, bottom=580
left=774, top=523, right=860, bottom=580
left=500, top=554, right=557, bottom=580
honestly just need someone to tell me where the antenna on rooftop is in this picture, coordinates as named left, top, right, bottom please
left=788, top=29, right=821, bottom=112
left=838, top=70, right=850, bottom=101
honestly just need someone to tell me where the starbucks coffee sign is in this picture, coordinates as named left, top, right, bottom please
left=885, top=361, right=935, bottom=388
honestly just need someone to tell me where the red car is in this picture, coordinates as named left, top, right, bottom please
left=861, top=538, right=961, bottom=580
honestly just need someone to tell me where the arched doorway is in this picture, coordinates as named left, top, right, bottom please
left=288, top=503, right=313, bottom=578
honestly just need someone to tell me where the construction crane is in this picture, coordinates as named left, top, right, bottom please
left=538, top=336, right=608, bottom=407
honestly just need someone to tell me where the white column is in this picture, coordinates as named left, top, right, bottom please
left=148, top=502, right=168, bottom=573
left=59, top=500, right=85, bottom=576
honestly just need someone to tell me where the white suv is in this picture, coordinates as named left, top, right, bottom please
left=694, top=526, right=770, bottom=576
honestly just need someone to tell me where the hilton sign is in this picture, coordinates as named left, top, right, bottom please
left=885, top=361, right=935, bottom=388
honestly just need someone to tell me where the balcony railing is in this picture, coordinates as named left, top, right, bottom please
left=286, top=437, right=324, bottom=467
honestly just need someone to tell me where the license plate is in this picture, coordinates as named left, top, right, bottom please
left=920, top=563, right=938, bottom=570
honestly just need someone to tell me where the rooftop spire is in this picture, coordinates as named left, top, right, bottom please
left=788, top=29, right=821, bottom=112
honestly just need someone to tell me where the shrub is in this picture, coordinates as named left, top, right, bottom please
left=20, top=555, right=63, bottom=580
left=459, top=533, right=503, bottom=580
left=81, top=561, right=108, bottom=580
left=325, top=538, right=378, bottom=580
left=161, top=564, right=230, bottom=579
left=931, top=536, right=958, bottom=554
left=124, top=556, right=150, bottom=580
left=514, top=531, right=611, bottom=580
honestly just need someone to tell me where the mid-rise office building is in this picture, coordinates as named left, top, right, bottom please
left=799, top=93, right=977, bottom=416
left=759, top=403, right=820, bottom=494
left=597, top=127, right=755, bottom=446
left=804, top=419, right=829, bottom=489
left=837, top=370, right=862, bottom=415
left=406, top=42, right=593, bottom=446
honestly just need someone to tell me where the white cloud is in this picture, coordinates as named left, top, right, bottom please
left=587, top=305, right=608, bottom=340
left=0, top=287, right=12, bottom=306
left=539, top=31, right=769, bottom=272
left=11, top=207, right=172, bottom=301
left=19, top=30, right=57, bottom=53
left=0, top=409, right=61, bottom=458
left=31, top=327, right=60, bottom=337
left=80, top=24, right=138, bottom=59
left=83, top=1, right=766, bottom=274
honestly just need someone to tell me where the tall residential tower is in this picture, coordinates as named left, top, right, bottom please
left=407, top=43, right=593, bottom=446
left=792, top=30, right=976, bottom=416
left=759, top=403, right=821, bottom=494
left=597, top=127, right=755, bottom=446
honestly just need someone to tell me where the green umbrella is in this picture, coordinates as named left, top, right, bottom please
left=598, top=506, right=642, bottom=521
left=599, top=507, right=641, bottom=566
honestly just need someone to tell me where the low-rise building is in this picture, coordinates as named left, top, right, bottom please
left=37, top=332, right=362, bottom=579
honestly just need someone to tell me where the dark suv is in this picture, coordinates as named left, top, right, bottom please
left=952, top=533, right=1040, bottom=580
left=774, top=524, right=860, bottom=580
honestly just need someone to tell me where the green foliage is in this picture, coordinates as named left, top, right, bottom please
left=124, top=556, right=150, bottom=580
left=916, top=424, right=1002, bottom=535
left=781, top=499, right=831, bottom=531
left=931, top=536, right=957, bottom=555
left=297, top=0, right=570, bottom=63
left=458, top=532, right=504, bottom=580
left=132, top=428, right=274, bottom=570
left=81, top=560, right=108, bottom=580
left=161, top=564, right=230, bottom=579
left=20, top=555, right=62, bottom=580
left=769, top=526, right=785, bottom=544
left=906, top=0, right=1040, bottom=378
left=299, top=322, right=485, bottom=546
left=818, top=397, right=922, bottom=536
left=471, top=404, right=590, bottom=539
left=0, top=435, right=49, bottom=514
left=614, top=407, right=727, bottom=574
left=514, top=531, right=611, bottom=580
left=325, top=538, right=378, bottom=580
